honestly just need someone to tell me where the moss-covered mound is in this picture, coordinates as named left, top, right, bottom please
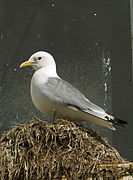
left=0, top=119, right=133, bottom=179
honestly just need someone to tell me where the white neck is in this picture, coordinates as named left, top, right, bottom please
left=43, top=65, right=59, bottom=77
left=34, top=65, right=59, bottom=78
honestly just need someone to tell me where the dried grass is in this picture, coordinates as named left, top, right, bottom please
left=0, top=119, right=133, bottom=179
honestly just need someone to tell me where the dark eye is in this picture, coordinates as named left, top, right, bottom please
left=38, top=57, right=42, bottom=60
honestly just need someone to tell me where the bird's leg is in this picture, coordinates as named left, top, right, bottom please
left=52, top=110, right=57, bottom=123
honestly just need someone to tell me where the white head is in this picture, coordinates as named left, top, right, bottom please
left=20, top=51, right=56, bottom=72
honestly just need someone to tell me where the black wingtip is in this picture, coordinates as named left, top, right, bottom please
left=115, top=118, right=127, bottom=124
left=113, top=118, right=128, bottom=127
left=105, top=116, right=128, bottom=127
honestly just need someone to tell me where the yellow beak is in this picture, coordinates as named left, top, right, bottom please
left=20, top=61, right=33, bottom=68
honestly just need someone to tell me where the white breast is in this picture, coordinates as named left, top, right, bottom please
left=30, top=69, right=54, bottom=117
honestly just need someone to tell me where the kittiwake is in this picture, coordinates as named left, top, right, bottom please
left=20, top=51, right=127, bottom=130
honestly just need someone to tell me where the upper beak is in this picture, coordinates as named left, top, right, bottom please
left=20, top=61, right=33, bottom=68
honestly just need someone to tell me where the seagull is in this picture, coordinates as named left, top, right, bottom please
left=20, top=51, right=127, bottom=130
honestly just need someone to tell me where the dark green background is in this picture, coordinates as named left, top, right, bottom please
left=0, top=0, right=132, bottom=160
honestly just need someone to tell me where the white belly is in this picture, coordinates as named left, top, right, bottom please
left=31, top=90, right=80, bottom=120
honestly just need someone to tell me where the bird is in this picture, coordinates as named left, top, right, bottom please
left=20, top=51, right=127, bottom=130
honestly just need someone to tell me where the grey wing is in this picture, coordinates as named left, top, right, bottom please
left=44, top=78, right=105, bottom=115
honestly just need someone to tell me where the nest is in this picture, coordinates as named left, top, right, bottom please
left=0, top=119, right=133, bottom=180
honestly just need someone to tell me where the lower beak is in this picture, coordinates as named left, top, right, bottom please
left=20, top=61, right=33, bottom=68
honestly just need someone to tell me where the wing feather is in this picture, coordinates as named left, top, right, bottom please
left=44, top=77, right=105, bottom=115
